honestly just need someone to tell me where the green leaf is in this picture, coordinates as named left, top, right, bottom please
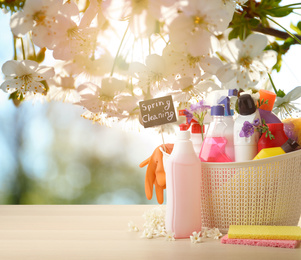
left=36, top=47, right=46, bottom=63
left=9, top=91, right=24, bottom=107
left=249, top=18, right=260, bottom=27
left=290, top=22, right=301, bottom=35
left=273, top=61, right=282, bottom=72
left=298, top=21, right=301, bottom=31
left=228, top=28, right=240, bottom=40
left=282, top=37, right=295, bottom=51
left=266, top=7, right=294, bottom=17
left=276, top=89, right=286, bottom=98
left=8, top=91, right=19, bottom=100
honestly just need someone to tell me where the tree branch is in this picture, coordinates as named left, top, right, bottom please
left=252, top=24, right=301, bottom=43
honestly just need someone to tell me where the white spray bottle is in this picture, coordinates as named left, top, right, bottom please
left=234, top=94, right=261, bottom=162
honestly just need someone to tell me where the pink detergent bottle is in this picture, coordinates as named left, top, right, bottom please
left=199, top=105, right=233, bottom=162
left=165, top=124, right=202, bottom=238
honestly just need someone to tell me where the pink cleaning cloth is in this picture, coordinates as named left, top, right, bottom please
left=221, top=235, right=300, bottom=249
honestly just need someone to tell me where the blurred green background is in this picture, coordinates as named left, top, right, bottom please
left=0, top=99, right=150, bottom=204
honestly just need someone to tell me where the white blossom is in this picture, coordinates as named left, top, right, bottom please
left=129, top=54, right=168, bottom=95
left=141, top=229, right=154, bottom=239
left=171, top=77, right=220, bottom=103
left=51, top=16, right=98, bottom=60
left=106, top=0, right=176, bottom=37
left=165, top=231, right=175, bottom=241
left=205, top=228, right=223, bottom=239
left=128, top=221, right=139, bottom=232
left=0, top=60, right=54, bottom=99
left=142, top=206, right=166, bottom=238
left=77, top=77, right=127, bottom=114
left=190, top=231, right=203, bottom=243
left=202, top=227, right=211, bottom=238
left=48, top=76, right=80, bottom=103
left=167, top=0, right=233, bottom=56
left=216, top=34, right=277, bottom=90
left=10, top=0, right=64, bottom=48
left=273, top=86, right=301, bottom=119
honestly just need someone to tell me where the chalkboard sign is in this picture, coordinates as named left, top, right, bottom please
left=139, top=95, right=177, bottom=128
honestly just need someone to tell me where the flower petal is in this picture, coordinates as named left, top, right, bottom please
left=196, top=80, right=220, bottom=93
left=216, top=63, right=238, bottom=83
left=200, top=56, right=224, bottom=75
left=145, top=54, right=166, bottom=75
left=23, top=0, right=45, bottom=13
left=274, top=87, right=301, bottom=107
left=237, top=69, right=259, bottom=88
left=187, top=31, right=213, bottom=57
left=60, top=0, right=79, bottom=18
left=169, top=14, right=194, bottom=44
left=32, top=24, right=55, bottom=49
left=2, top=60, right=20, bottom=77
left=101, top=77, right=126, bottom=97
left=10, top=11, right=34, bottom=36
left=21, top=60, right=39, bottom=71
left=172, top=77, right=194, bottom=90
left=35, top=66, right=55, bottom=80
left=27, top=81, right=46, bottom=94
left=129, top=62, right=148, bottom=79
left=242, top=34, right=268, bottom=58
left=260, top=50, right=277, bottom=68
left=0, top=78, right=22, bottom=93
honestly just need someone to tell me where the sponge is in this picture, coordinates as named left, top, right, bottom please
left=221, top=235, right=300, bottom=249
left=228, top=225, right=301, bottom=240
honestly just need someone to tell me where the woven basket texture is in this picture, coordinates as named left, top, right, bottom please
left=200, top=150, right=301, bottom=233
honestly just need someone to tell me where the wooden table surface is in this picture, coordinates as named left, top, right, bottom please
left=0, top=205, right=300, bottom=260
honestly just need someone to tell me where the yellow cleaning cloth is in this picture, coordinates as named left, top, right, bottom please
left=228, top=225, right=301, bottom=240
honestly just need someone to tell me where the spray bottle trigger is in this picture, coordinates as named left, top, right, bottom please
left=218, top=96, right=231, bottom=116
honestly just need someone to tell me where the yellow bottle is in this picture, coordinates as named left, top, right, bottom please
left=253, top=138, right=299, bottom=160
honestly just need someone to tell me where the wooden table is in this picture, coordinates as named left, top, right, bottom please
left=0, top=205, right=300, bottom=260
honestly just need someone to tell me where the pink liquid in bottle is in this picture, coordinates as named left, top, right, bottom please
left=199, top=106, right=233, bottom=163
left=199, top=137, right=232, bottom=162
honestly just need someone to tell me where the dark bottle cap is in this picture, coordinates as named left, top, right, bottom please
left=238, top=94, right=256, bottom=115
left=211, top=105, right=224, bottom=116
left=281, top=138, right=299, bottom=153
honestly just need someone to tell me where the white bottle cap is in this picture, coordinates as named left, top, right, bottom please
left=178, top=124, right=190, bottom=140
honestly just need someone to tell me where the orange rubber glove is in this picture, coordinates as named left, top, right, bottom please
left=139, top=144, right=174, bottom=204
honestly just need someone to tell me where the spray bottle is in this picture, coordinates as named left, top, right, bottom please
left=199, top=105, right=233, bottom=162
left=218, top=96, right=235, bottom=161
left=234, top=94, right=261, bottom=162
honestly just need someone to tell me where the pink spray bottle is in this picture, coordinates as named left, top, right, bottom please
left=165, top=124, right=202, bottom=238
left=199, top=105, right=233, bottom=162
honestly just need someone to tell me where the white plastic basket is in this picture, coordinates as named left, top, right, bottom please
left=200, top=149, right=301, bottom=233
